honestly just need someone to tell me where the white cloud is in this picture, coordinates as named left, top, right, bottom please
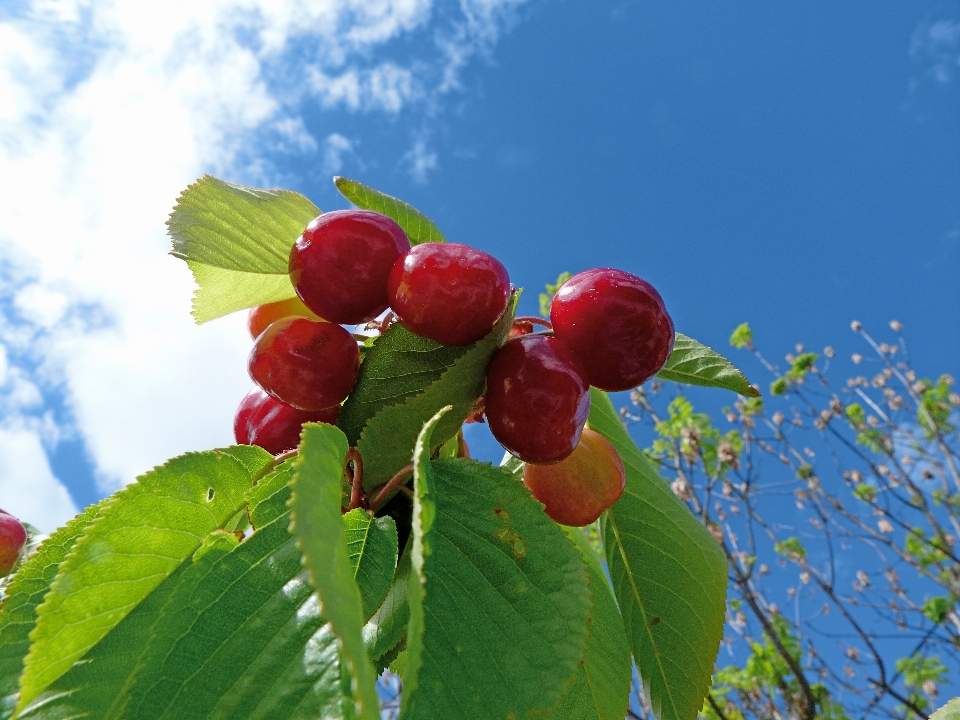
left=910, top=18, right=960, bottom=86
left=0, top=428, right=78, bottom=532
left=321, top=132, right=356, bottom=174
left=0, top=0, right=527, bottom=504
left=401, top=138, right=438, bottom=183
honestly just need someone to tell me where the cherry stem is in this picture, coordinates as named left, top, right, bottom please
left=369, top=463, right=415, bottom=512
left=345, top=447, right=365, bottom=511
left=514, top=316, right=553, bottom=330
left=252, top=449, right=298, bottom=486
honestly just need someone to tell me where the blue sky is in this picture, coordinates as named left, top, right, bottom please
left=0, top=1, right=958, bottom=537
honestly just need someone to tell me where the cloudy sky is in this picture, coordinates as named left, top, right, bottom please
left=1, top=0, right=958, bottom=531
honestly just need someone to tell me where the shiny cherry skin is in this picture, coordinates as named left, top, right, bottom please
left=523, top=428, right=625, bottom=526
left=387, top=243, right=510, bottom=346
left=0, top=511, right=27, bottom=577
left=234, top=387, right=340, bottom=455
left=247, top=297, right=324, bottom=340
left=550, top=268, right=674, bottom=392
left=248, top=317, right=360, bottom=411
left=289, top=210, right=410, bottom=325
left=485, top=335, right=590, bottom=464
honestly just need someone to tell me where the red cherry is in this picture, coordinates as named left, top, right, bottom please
left=485, top=335, right=590, bottom=464
left=289, top=210, right=411, bottom=325
left=247, top=297, right=324, bottom=340
left=523, top=428, right=625, bottom=526
left=550, top=268, right=674, bottom=391
left=248, top=317, right=360, bottom=411
left=387, top=243, right=510, bottom=346
left=0, top=511, right=27, bottom=577
left=234, top=387, right=340, bottom=455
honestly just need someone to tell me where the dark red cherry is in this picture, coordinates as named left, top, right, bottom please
left=523, top=428, right=625, bottom=526
left=234, top=387, right=340, bottom=455
left=387, top=243, right=510, bottom=346
left=248, top=297, right=324, bottom=340
left=550, top=268, right=674, bottom=391
left=289, top=210, right=410, bottom=325
left=0, top=511, right=27, bottom=577
left=485, top=335, right=590, bottom=464
left=248, top=317, right=360, bottom=411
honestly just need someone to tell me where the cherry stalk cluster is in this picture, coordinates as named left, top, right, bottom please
left=234, top=208, right=675, bottom=526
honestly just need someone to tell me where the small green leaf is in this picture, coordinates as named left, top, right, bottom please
left=289, top=423, right=380, bottom=720
left=168, top=175, right=319, bottom=274
left=544, top=529, right=632, bottom=720
left=0, top=502, right=107, bottom=718
left=728, top=322, right=753, bottom=349
left=657, top=333, right=759, bottom=398
left=589, top=389, right=726, bottom=720
left=774, top=537, right=807, bottom=560
left=350, top=295, right=517, bottom=489
left=402, top=410, right=591, bottom=720
left=333, top=176, right=446, bottom=245
left=770, top=377, right=787, bottom=396
left=17, top=447, right=273, bottom=710
left=344, top=509, right=398, bottom=619
left=186, top=260, right=296, bottom=324
left=539, top=271, right=572, bottom=318
left=922, top=596, right=953, bottom=624
left=931, top=697, right=960, bottom=720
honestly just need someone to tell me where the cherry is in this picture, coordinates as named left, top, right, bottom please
left=247, top=297, right=324, bottom=340
left=387, top=243, right=510, bottom=346
left=0, top=511, right=27, bottom=577
left=248, top=317, right=360, bottom=412
left=550, top=268, right=674, bottom=392
left=485, top=335, right=590, bottom=464
left=523, top=427, right=625, bottom=526
left=289, top=210, right=410, bottom=325
left=234, top=387, right=340, bottom=455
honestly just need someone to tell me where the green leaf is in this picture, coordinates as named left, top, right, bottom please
left=589, top=389, right=727, bottom=720
left=931, top=697, right=960, bottom=720
left=545, top=529, right=632, bottom=720
left=657, top=332, right=759, bottom=398
left=0, top=502, right=107, bottom=718
left=539, top=271, right=572, bottom=318
left=363, top=545, right=412, bottom=668
left=17, top=447, right=273, bottom=710
left=168, top=175, right=319, bottom=274
left=350, top=294, right=518, bottom=489
left=334, top=176, right=446, bottom=245
left=402, top=409, right=591, bottom=720
left=728, top=322, right=753, bottom=349
left=289, top=423, right=380, bottom=720
left=186, top=260, right=296, bottom=324
left=17, top=513, right=352, bottom=720
left=344, top=509, right=398, bottom=619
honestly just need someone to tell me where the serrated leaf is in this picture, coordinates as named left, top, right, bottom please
left=544, top=528, right=631, bottom=720
left=344, top=509, right=398, bottom=619
left=17, top=515, right=350, bottom=720
left=289, top=423, right=380, bottom=720
left=350, top=295, right=517, bottom=489
left=0, top=502, right=107, bottom=719
left=589, top=389, right=726, bottom=720
left=656, top=332, right=759, bottom=397
left=931, top=697, right=960, bottom=720
left=334, top=176, right=446, bottom=245
left=401, top=410, right=591, bottom=720
left=187, top=260, right=296, bottom=324
left=363, top=545, right=412, bottom=668
left=16, top=447, right=274, bottom=710
left=168, top=175, right=319, bottom=274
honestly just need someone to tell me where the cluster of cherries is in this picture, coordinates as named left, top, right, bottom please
left=234, top=208, right=675, bottom=527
